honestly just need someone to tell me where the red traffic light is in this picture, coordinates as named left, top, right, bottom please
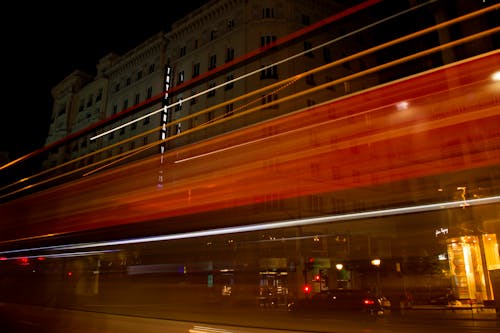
left=314, top=274, right=321, bottom=281
left=303, top=285, right=311, bottom=294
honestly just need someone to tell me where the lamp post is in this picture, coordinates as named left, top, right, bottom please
left=335, top=263, right=343, bottom=288
left=371, top=259, right=381, bottom=297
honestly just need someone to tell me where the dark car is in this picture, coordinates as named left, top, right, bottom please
left=287, top=289, right=384, bottom=317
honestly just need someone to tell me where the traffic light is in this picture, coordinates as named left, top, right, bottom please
left=303, top=284, right=311, bottom=294
left=314, top=274, right=321, bottom=282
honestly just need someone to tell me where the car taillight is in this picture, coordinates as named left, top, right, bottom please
left=363, top=299, right=375, bottom=305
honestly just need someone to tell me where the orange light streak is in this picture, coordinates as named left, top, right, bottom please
left=0, top=51, right=498, bottom=242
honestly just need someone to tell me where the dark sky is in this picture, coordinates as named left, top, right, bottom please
left=2, top=1, right=208, bottom=161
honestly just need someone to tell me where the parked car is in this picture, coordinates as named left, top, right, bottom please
left=287, top=289, right=384, bottom=317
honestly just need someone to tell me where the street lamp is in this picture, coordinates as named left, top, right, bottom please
left=371, top=259, right=381, bottom=296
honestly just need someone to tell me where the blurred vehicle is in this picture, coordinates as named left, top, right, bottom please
left=287, top=289, right=384, bottom=316
left=379, top=296, right=392, bottom=309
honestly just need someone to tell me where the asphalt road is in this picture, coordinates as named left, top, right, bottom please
left=0, top=302, right=498, bottom=333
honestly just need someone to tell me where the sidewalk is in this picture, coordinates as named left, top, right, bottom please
left=390, top=304, right=499, bottom=321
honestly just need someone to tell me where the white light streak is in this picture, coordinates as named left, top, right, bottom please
left=1, top=195, right=499, bottom=256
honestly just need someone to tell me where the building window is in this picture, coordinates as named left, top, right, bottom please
left=261, top=93, right=278, bottom=105
left=175, top=95, right=183, bottom=111
left=126, top=77, right=131, bottom=86
left=262, top=8, right=274, bottom=18
left=148, top=64, right=155, bottom=73
left=112, top=104, right=118, bottom=115
left=260, top=65, right=278, bottom=79
left=194, top=39, right=198, bottom=49
left=325, top=76, right=335, bottom=91
left=180, top=46, right=186, bottom=57
left=225, top=103, right=234, bottom=117
left=323, top=48, right=331, bottom=63
left=260, top=35, right=276, bottom=47
left=96, top=88, right=103, bottom=102
left=344, top=81, right=351, bottom=93
left=190, top=90, right=197, bottom=105
left=189, top=117, right=197, bottom=129
left=207, top=111, right=214, bottom=122
left=143, top=116, right=150, bottom=125
left=225, top=74, right=234, bottom=90
left=209, top=54, right=217, bottom=70
left=304, top=41, right=314, bottom=57
left=301, top=15, right=311, bottom=25
left=135, top=93, right=140, bottom=104
left=210, top=30, right=217, bottom=40
left=305, top=74, right=316, bottom=85
left=147, top=87, right=153, bottom=99
left=227, top=19, right=235, bottom=29
left=178, top=70, right=185, bottom=84
left=137, top=70, right=143, bottom=80
left=78, top=102, right=84, bottom=112
left=192, top=63, right=200, bottom=78
left=207, top=82, right=216, bottom=97
left=123, top=99, right=128, bottom=110
left=226, top=48, right=234, bottom=62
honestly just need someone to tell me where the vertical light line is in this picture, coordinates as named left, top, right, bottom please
left=159, top=66, right=172, bottom=188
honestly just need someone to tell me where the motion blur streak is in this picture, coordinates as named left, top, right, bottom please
left=1, top=195, right=499, bottom=256
left=0, top=50, right=498, bottom=242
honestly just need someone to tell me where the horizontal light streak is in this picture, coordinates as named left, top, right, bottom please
left=1, top=195, right=499, bottom=256
left=0, top=249, right=119, bottom=260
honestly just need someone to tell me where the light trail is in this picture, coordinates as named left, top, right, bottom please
left=1, top=195, right=499, bottom=256
left=1, top=2, right=496, bottom=197
left=89, top=0, right=438, bottom=142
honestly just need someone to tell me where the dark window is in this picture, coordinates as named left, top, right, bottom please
left=260, top=35, right=276, bottom=47
left=225, top=74, right=234, bottom=90
left=147, top=87, right=153, bottom=99
left=304, top=41, right=314, bottom=57
left=323, top=48, right=332, bottom=63
left=209, top=55, right=217, bottom=70
left=260, top=65, right=278, bottom=79
left=305, top=74, right=316, bottom=85
left=226, top=48, right=234, bottom=62
left=207, top=82, right=216, bottom=97
left=96, top=89, right=103, bottom=102
left=302, top=15, right=311, bottom=25
left=262, top=8, right=274, bottom=18
left=180, top=46, right=186, bottom=57
left=193, top=63, right=200, bottom=78
left=225, top=103, right=234, bottom=117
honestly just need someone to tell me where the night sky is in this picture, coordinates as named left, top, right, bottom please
left=2, top=1, right=207, bottom=161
